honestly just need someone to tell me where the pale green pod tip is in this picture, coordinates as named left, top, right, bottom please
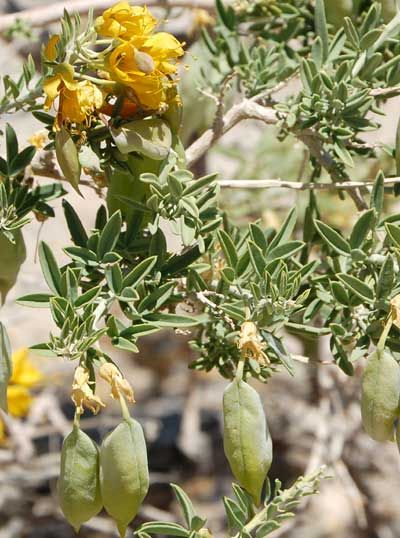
left=361, top=349, right=400, bottom=442
left=58, top=425, right=102, bottom=532
left=223, top=378, right=273, bottom=506
left=100, top=417, right=149, bottom=537
left=396, top=420, right=400, bottom=455
left=324, top=0, right=354, bottom=28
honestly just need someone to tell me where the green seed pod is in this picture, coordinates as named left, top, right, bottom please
left=223, top=378, right=273, bottom=506
left=0, top=229, right=26, bottom=305
left=55, top=126, right=81, bottom=195
left=361, top=349, right=400, bottom=442
left=100, top=417, right=149, bottom=538
left=324, top=0, right=353, bottom=28
left=378, top=0, right=397, bottom=22
left=58, top=425, right=102, bottom=532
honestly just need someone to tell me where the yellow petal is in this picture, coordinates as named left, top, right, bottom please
left=95, top=2, right=157, bottom=39
left=44, top=34, right=60, bottom=62
left=10, top=349, right=43, bottom=388
left=7, top=385, right=32, bottom=417
left=43, top=74, right=62, bottom=110
left=144, top=32, right=185, bottom=58
left=0, top=419, right=6, bottom=443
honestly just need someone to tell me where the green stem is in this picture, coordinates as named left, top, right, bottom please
left=235, top=354, right=246, bottom=381
left=119, top=393, right=131, bottom=421
left=231, top=506, right=268, bottom=538
left=73, top=410, right=81, bottom=429
left=0, top=86, right=43, bottom=116
left=76, top=73, right=117, bottom=87
left=377, top=314, right=393, bottom=351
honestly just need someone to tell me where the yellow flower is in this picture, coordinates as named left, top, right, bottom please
left=0, top=349, right=43, bottom=441
left=99, top=362, right=135, bottom=403
left=140, top=32, right=185, bottom=75
left=95, top=2, right=157, bottom=40
left=71, top=366, right=105, bottom=415
left=7, top=385, right=32, bottom=417
left=193, top=8, right=215, bottom=28
left=43, top=66, right=104, bottom=127
left=44, top=34, right=60, bottom=62
left=106, top=31, right=184, bottom=110
left=190, top=9, right=215, bottom=36
left=10, top=348, right=43, bottom=388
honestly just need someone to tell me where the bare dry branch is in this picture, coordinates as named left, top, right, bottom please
left=0, top=0, right=215, bottom=32
left=185, top=100, right=278, bottom=167
left=217, top=177, right=400, bottom=190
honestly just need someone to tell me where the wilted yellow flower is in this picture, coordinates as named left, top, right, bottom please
left=28, top=130, right=48, bottom=149
left=43, top=66, right=104, bottom=127
left=44, top=34, right=60, bottom=62
left=95, top=2, right=157, bottom=40
left=190, top=8, right=215, bottom=35
left=106, top=31, right=184, bottom=109
left=99, top=362, right=135, bottom=403
left=238, top=321, right=270, bottom=365
left=71, top=366, right=105, bottom=415
left=390, top=295, right=400, bottom=328
left=0, top=349, right=43, bottom=442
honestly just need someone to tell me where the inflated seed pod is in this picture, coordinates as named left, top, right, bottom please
left=223, top=378, right=273, bottom=506
left=324, top=0, right=354, bottom=28
left=361, top=349, right=400, bottom=442
left=378, top=0, right=397, bottom=22
left=0, top=229, right=26, bottom=304
left=58, top=425, right=102, bottom=532
left=100, top=417, right=149, bottom=538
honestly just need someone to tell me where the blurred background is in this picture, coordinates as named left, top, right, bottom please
left=1, top=1, right=400, bottom=537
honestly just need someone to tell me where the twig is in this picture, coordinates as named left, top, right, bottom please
left=370, top=85, right=400, bottom=97
left=195, top=290, right=235, bottom=329
left=296, top=149, right=309, bottom=182
left=185, top=100, right=278, bottom=168
left=333, top=459, right=368, bottom=529
left=297, top=132, right=368, bottom=211
left=0, top=0, right=215, bottom=32
left=217, top=177, right=400, bottom=190
left=211, top=72, right=237, bottom=143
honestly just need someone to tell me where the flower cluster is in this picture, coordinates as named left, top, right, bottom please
left=42, top=2, right=185, bottom=129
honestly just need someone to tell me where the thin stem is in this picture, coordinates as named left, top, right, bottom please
left=119, top=393, right=131, bottom=421
left=73, top=409, right=81, bottom=428
left=76, top=73, right=117, bottom=87
left=0, top=86, right=43, bottom=116
left=235, top=354, right=246, bottom=381
left=377, top=314, right=393, bottom=351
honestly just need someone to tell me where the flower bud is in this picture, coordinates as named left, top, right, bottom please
left=55, top=126, right=81, bottom=194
